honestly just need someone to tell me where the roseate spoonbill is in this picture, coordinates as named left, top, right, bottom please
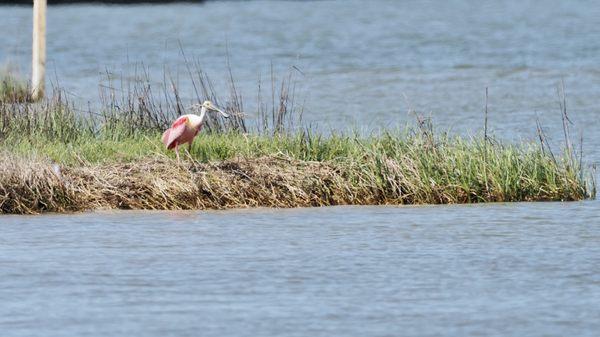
left=162, top=100, right=229, bottom=161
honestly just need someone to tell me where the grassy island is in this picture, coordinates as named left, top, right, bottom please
left=0, top=73, right=595, bottom=214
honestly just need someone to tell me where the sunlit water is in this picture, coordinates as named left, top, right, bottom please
left=1, top=1, right=600, bottom=336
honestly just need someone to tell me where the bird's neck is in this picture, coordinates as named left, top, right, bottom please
left=198, top=106, right=208, bottom=124
left=187, top=110, right=206, bottom=130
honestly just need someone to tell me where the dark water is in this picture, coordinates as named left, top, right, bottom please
left=1, top=1, right=600, bottom=336
left=1, top=203, right=600, bottom=337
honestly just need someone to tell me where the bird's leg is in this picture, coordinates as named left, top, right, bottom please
left=175, top=144, right=181, bottom=164
left=181, top=143, right=192, bottom=162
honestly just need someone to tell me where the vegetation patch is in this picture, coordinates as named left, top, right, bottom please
left=0, top=68, right=595, bottom=214
left=0, top=73, right=32, bottom=104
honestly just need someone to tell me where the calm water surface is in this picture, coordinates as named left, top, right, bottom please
left=1, top=1, right=600, bottom=336
left=1, top=203, right=600, bottom=337
left=1, top=0, right=600, bottom=153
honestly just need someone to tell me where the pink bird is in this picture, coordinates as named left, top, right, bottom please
left=162, top=100, right=229, bottom=161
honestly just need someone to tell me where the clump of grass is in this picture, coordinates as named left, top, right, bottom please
left=0, top=152, right=79, bottom=214
left=0, top=73, right=31, bottom=104
left=0, top=63, right=595, bottom=214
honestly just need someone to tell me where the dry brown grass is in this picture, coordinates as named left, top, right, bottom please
left=0, top=154, right=79, bottom=214
left=1, top=150, right=592, bottom=215
left=0, top=154, right=336, bottom=214
left=0, top=154, right=364, bottom=214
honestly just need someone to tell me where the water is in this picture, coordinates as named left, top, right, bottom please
left=1, top=203, right=600, bottom=336
left=1, top=1, right=600, bottom=151
left=1, top=1, right=600, bottom=335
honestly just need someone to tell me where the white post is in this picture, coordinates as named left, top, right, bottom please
left=32, top=0, right=46, bottom=101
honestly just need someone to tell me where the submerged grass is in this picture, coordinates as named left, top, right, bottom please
left=0, top=64, right=595, bottom=214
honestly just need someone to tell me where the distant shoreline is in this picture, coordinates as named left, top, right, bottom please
left=0, top=0, right=204, bottom=5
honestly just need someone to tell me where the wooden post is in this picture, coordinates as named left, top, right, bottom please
left=32, top=0, right=46, bottom=101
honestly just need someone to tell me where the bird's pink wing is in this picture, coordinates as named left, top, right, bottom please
left=161, top=128, right=172, bottom=147
left=162, top=117, right=188, bottom=149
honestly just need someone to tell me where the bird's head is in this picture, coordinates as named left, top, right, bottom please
left=201, top=100, right=230, bottom=118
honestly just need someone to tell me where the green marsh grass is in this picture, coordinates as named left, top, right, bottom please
left=0, top=72, right=31, bottom=103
